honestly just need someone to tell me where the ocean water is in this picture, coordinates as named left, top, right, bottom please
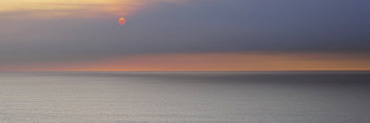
left=0, top=72, right=369, bottom=123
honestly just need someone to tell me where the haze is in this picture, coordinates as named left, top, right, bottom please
left=0, top=0, right=369, bottom=71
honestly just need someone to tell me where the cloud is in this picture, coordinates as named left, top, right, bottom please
left=0, top=0, right=186, bottom=19
left=0, top=0, right=368, bottom=69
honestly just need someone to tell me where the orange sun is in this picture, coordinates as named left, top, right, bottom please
left=119, top=17, right=126, bottom=25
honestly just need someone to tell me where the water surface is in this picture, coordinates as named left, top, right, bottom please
left=0, top=72, right=369, bottom=123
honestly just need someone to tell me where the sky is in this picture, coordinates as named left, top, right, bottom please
left=0, top=0, right=369, bottom=71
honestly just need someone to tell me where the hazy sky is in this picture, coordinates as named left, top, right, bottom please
left=0, top=0, right=369, bottom=71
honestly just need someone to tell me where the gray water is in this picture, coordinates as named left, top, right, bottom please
left=0, top=72, right=369, bottom=123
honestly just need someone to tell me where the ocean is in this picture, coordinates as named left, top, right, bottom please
left=0, top=72, right=369, bottom=123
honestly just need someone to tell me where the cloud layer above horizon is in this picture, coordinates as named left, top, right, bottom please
left=0, top=0, right=369, bottom=71
left=0, top=0, right=186, bottom=18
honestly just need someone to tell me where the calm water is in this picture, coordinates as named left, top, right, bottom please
left=0, top=72, right=369, bottom=123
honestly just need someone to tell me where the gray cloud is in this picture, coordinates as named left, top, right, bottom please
left=0, top=0, right=369, bottom=64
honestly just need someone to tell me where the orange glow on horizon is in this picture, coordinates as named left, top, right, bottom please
left=1, top=52, right=370, bottom=72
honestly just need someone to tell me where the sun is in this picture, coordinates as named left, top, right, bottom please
left=119, top=17, right=126, bottom=25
